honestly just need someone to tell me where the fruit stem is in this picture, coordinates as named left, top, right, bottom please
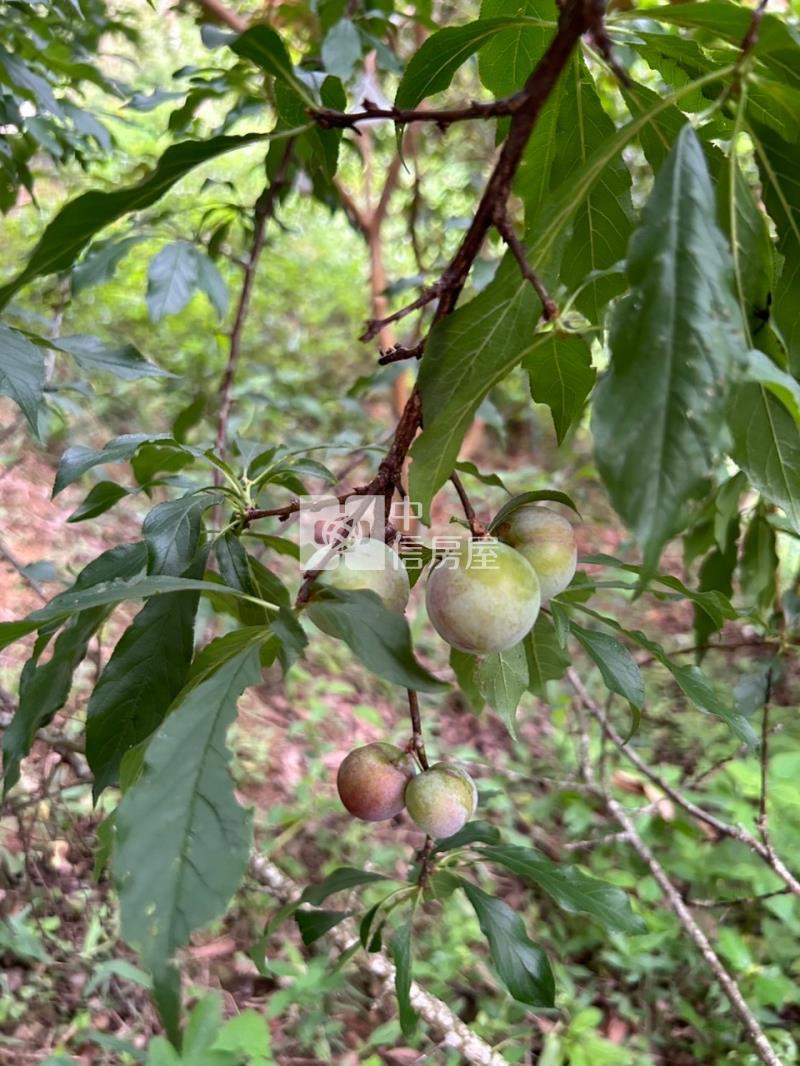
left=406, top=689, right=429, bottom=770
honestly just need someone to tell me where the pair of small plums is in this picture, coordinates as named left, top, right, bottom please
left=329, top=506, right=577, bottom=835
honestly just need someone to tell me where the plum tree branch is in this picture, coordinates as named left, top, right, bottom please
left=214, top=143, right=294, bottom=461
left=493, top=207, right=559, bottom=321
left=450, top=472, right=488, bottom=538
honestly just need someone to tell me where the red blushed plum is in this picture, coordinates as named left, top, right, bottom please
left=404, top=763, right=478, bottom=839
left=425, top=540, right=540, bottom=654
left=336, top=742, right=417, bottom=822
left=496, top=506, right=577, bottom=603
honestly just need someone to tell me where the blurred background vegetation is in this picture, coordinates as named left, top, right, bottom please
left=0, top=1, right=798, bottom=1064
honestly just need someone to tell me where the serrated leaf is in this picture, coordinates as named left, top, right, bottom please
left=0, top=134, right=268, bottom=308
left=395, top=17, right=550, bottom=111
left=230, top=25, right=316, bottom=106
left=476, top=641, right=528, bottom=739
left=409, top=262, right=542, bottom=522
left=67, top=481, right=130, bottom=523
left=454, top=460, right=510, bottom=492
left=389, top=920, right=417, bottom=1038
left=461, top=880, right=554, bottom=1007
left=570, top=623, right=644, bottom=711
left=142, top=493, right=218, bottom=575
left=449, top=647, right=483, bottom=711
left=477, top=0, right=552, bottom=96
left=479, top=845, right=645, bottom=934
left=53, top=433, right=185, bottom=495
left=729, top=383, right=800, bottom=532
left=740, top=508, right=778, bottom=614
left=523, top=614, right=569, bottom=694
left=0, top=322, right=45, bottom=435
left=306, top=588, right=446, bottom=692
left=744, top=349, right=800, bottom=427
left=114, top=644, right=260, bottom=970
left=54, top=334, right=172, bottom=380
left=592, top=125, right=748, bottom=573
left=71, top=235, right=144, bottom=295
left=524, top=333, right=595, bottom=444
left=146, top=241, right=199, bottom=323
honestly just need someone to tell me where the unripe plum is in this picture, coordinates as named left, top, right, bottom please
left=425, top=540, right=540, bottom=654
left=319, top=538, right=410, bottom=613
left=336, top=742, right=416, bottom=822
left=496, top=506, right=577, bottom=603
left=404, top=763, right=477, bottom=839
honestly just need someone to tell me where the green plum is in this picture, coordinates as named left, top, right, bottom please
left=496, top=506, right=577, bottom=603
left=425, top=540, right=540, bottom=654
left=336, top=742, right=416, bottom=822
left=319, top=537, right=410, bottom=613
left=404, top=763, right=477, bottom=839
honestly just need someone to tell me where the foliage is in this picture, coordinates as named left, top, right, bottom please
left=1, top=0, right=799, bottom=1062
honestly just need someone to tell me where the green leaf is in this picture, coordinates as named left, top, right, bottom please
left=395, top=17, right=550, bottom=111
left=449, top=647, right=483, bottom=711
left=214, top=535, right=268, bottom=626
left=728, top=383, right=800, bottom=533
left=570, top=623, right=644, bottom=711
left=592, top=125, right=747, bottom=572
left=409, top=262, right=541, bottom=522
left=460, top=880, right=554, bottom=1007
left=0, top=322, right=46, bottom=435
left=306, top=588, right=446, bottom=692
left=67, top=481, right=130, bottom=523
left=488, top=490, right=580, bottom=531
left=71, top=235, right=144, bottom=295
left=740, top=507, right=778, bottom=614
left=53, top=433, right=185, bottom=495
left=1, top=543, right=146, bottom=792
left=0, top=134, right=269, bottom=308
left=295, top=909, right=349, bottom=946
left=53, top=335, right=172, bottom=380
left=453, top=460, right=510, bottom=493
left=146, top=241, right=199, bottom=322
left=524, top=333, right=595, bottom=444
left=523, top=614, right=569, bottom=694
left=114, top=644, right=260, bottom=970
left=477, top=0, right=552, bottom=96
left=744, top=349, right=800, bottom=427
left=300, top=867, right=393, bottom=907
left=478, top=845, right=645, bottom=935
left=142, top=493, right=218, bottom=575
left=550, top=58, right=633, bottom=321
left=194, top=252, right=228, bottom=319
left=321, top=19, right=361, bottom=80
left=432, top=820, right=501, bottom=853
left=230, top=25, right=316, bottom=106
left=748, top=119, right=800, bottom=372
left=389, top=920, right=417, bottom=1038
left=476, top=641, right=528, bottom=739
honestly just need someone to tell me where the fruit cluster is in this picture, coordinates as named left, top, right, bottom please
left=332, top=506, right=577, bottom=837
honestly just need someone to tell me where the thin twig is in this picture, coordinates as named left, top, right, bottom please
left=738, top=0, right=770, bottom=66
left=311, top=94, right=523, bottom=131
left=450, top=472, right=488, bottom=538
left=378, top=341, right=424, bottom=365
left=567, top=668, right=800, bottom=897
left=407, top=689, right=429, bottom=771
left=688, top=889, right=790, bottom=909
left=604, top=795, right=783, bottom=1066
left=493, top=208, right=558, bottom=320
left=214, top=143, right=295, bottom=462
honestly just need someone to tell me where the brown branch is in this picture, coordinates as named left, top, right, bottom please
left=192, top=0, right=246, bottom=32
left=214, top=143, right=295, bottom=461
left=567, top=668, right=800, bottom=897
left=311, top=95, right=522, bottom=132
left=604, top=795, right=783, bottom=1066
left=378, top=341, right=424, bottom=365
left=0, top=537, right=47, bottom=601
left=738, top=0, right=770, bottom=65
left=688, top=889, right=790, bottom=909
left=493, top=207, right=559, bottom=321
left=450, top=472, right=488, bottom=538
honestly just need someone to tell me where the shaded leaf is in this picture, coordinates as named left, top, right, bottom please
left=524, top=614, right=569, bottom=694
left=592, top=125, right=747, bottom=572
left=54, top=334, right=172, bottom=380
left=476, top=641, right=528, bottom=739
left=570, top=622, right=644, bottom=710
left=0, top=322, right=45, bottom=435
left=389, top=920, right=417, bottom=1038
left=67, top=481, right=130, bottom=523
left=301, top=868, right=393, bottom=907
left=461, top=880, right=554, bottom=1007
left=295, top=909, right=349, bottom=946
left=524, top=333, right=595, bottom=444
